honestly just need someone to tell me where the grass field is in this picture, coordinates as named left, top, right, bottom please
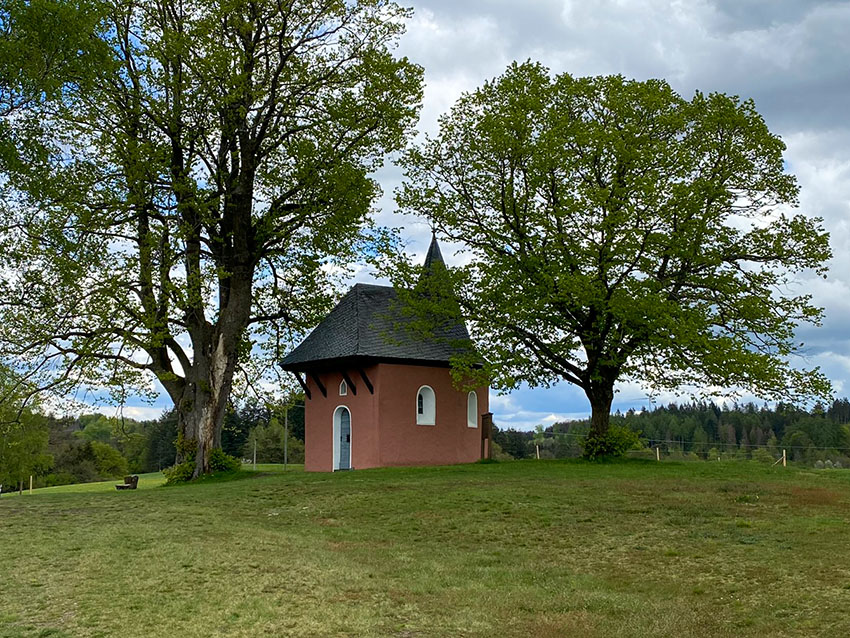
left=1, top=460, right=849, bottom=637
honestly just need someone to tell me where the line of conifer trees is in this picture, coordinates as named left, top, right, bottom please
left=493, top=399, right=850, bottom=466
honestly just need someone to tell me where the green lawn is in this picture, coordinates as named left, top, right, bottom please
left=1, top=460, right=849, bottom=637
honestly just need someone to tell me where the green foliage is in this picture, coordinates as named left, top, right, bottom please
left=162, top=461, right=195, bottom=486
left=208, top=449, right=240, bottom=473
left=144, top=410, right=177, bottom=471
left=164, top=449, right=239, bottom=484
left=393, top=60, right=831, bottom=437
left=90, top=440, right=128, bottom=478
left=0, top=366, right=52, bottom=487
left=581, top=426, right=642, bottom=460
left=75, top=415, right=115, bottom=443
left=245, top=414, right=305, bottom=464
left=50, top=441, right=100, bottom=484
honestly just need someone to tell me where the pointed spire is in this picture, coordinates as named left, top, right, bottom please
left=422, top=231, right=445, bottom=271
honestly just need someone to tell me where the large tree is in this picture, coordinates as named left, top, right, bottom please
left=0, top=0, right=422, bottom=475
left=396, top=61, right=831, bottom=445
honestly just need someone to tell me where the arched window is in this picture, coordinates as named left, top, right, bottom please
left=467, top=391, right=478, bottom=428
left=416, top=385, right=436, bottom=425
left=339, top=379, right=347, bottom=396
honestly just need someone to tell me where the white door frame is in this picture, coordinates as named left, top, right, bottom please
left=333, top=405, right=352, bottom=471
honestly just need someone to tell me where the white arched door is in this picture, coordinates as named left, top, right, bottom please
left=333, top=406, right=351, bottom=471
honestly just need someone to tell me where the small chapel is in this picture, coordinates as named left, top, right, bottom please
left=281, top=236, right=491, bottom=472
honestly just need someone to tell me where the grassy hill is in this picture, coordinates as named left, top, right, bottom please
left=1, top=460, right=849, bottom=637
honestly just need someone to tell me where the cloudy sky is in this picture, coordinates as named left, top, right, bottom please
left=116, top=0, right=850, bottom=429
left=364, top=0, right=850, bottom=429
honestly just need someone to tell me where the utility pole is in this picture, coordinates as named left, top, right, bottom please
left=284, top=406, right=289, bottom=471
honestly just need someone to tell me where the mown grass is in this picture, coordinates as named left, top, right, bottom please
left=1, top=460, right=849, bottom=637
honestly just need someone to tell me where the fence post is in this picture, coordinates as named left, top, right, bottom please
left=29, top=476, right=33, bottom=495
left=783, top=449, right=786, bottom=468
left=656, top=447, right=660, bottom=462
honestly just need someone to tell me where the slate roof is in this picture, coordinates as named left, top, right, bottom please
left=281, top=236, right=473, bottom=371
left=280, top=283, right=472, bottom=371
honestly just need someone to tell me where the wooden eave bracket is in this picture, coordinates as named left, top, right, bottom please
left=358, top=368, right=374, bottom=394
left=310, top=372, right=327, bottom=398
left=291, top=371, right=311, bottom=400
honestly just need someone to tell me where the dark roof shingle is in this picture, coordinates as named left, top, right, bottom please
left=280, top=283, right=472, bottom=371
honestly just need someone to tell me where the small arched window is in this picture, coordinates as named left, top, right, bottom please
left=467, top=391, right=478, bottom=428
left=339, top=379, right=347, bottom=396
left=416, top=385, right=436, bottom=425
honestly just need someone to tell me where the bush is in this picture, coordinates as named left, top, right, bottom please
left=162, top=461, right=194, bottom=485
left=582, top=426, right=642, bottom=460
left=209, top=448, right=240, bottom=472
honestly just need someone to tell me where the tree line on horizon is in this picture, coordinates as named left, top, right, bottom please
left=493, top=398, right=850, bottom=466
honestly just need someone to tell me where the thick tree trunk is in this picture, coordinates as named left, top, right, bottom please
left=172, top=272, right=252, bottom=477
left=587, top=384, right=615, bottom=439
left=174, top=331, right=241, bottom=477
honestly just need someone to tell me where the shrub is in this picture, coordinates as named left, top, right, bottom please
left=209, top=448, right=241, bottom=472
left=162, top=461, right=194, bottom=485
left=582, top=426, right=642, bottom=460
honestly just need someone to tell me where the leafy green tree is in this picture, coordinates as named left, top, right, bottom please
left=0, top=411, right=51, bottom=492
left=51, top=441, right=100, bottom=483
left=245, top=415, right=304, bottom=464
left=90, top=440, right=129, bottom=478
left=492, top=426, right=532, bottom=459
left=395, top=61, right=831, bottom=443
left=76, top=415, right=115, bottom=444
left=0, top=0, right=423, bottom=476
left=0, top=366, right=52, bottom=491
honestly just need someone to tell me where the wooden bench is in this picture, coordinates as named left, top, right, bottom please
left=115, top=475, right=139, bottom=490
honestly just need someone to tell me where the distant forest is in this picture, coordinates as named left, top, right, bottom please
left=494, top=398, right=850, bottom=466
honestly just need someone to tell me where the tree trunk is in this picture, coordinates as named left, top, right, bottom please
left=172, top=272, right=251, bottom=477
left=174, top=332, right=241, bottom=477
left=587, top=384, right=615, bottom=439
